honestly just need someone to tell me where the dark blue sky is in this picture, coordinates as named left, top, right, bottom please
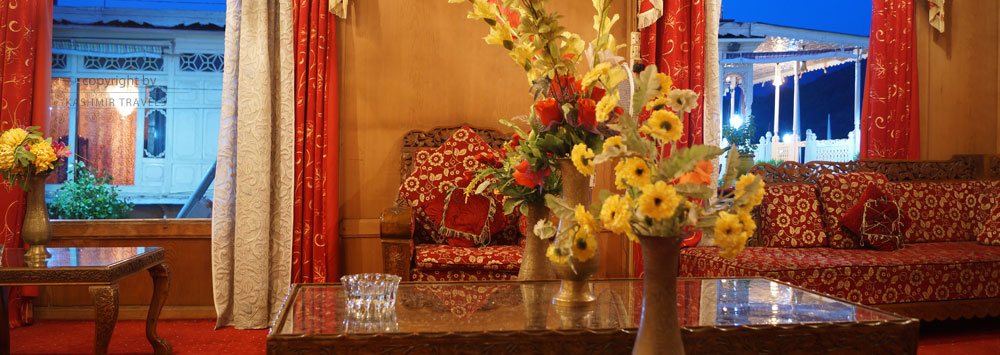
left=722, top=1, right=872, bottom=37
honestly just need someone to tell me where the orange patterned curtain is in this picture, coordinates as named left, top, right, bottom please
left=860, top=0, right=919, bottom=159
left=0, top=0, right=52, bottom=328
left=635, top=0, right=705, bottom=277
left=291, top=0, right=340, bottom=283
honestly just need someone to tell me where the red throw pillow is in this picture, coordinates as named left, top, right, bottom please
left=758, top=183, right=827, bottom=247
left=437, top=188, right=507, bottom=247
left=840, top=184, right=905, bottom=251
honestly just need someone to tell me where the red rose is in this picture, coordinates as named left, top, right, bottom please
left=513, top=160, right=550, bottom=188
left=576, top=98, right=597, bottom=132
left=589, top=87, right=606, bottom=102
left=549, top=75, right=581, bottom=102
left=534, top=98, right=563, bottom=128
left=510, top=133, right=523, bottom=148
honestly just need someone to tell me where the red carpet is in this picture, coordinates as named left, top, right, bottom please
left=8, top=317, right=1000, bottom=354
left=10, top=319, right=265, bottom=354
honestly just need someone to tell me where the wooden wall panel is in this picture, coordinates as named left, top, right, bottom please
left=917, top=0, right=1000, bottom=159
left=338, top=0, right=634, bottom=276
left=34, top=219, right=213, bottom=319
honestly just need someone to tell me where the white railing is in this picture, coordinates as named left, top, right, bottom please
left=753, top=129, right=860, bottom=164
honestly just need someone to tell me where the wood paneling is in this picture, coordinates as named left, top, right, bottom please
left=34, top=219, right=213, bottom=319
left=917, top=0, right=1000, bottom=159
left=338, top=1, right=633, bottom=277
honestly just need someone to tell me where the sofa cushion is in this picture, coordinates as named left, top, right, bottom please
left=437, top=189, right=508, bottom=246
left=884, top=181, right=989, bottom=243
left=758, top=183, right=827, bottom=247
left=400, top=127, right=501, bottom=244
left=414, top=244, right=522, bottom=272
left=840, top=183, right=905, bottom=251
left=818, top=172, right=889, bottom=249
left=679, top=242, right=1000, bottom=305
left=411, top=269, right=518, bottom=282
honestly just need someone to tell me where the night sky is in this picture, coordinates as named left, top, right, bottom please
left=722, top=0, right=873, bottom=140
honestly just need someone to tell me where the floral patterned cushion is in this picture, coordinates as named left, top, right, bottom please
left=884, top=181, right=992, bottom=243
left=414, top=244, right=522, bottom=272
left=399, top=127, right=499, bottom=244
left=679, top=242, right=1000, bottom=304
left=817, top=172, right=889, bottom=249
left=758, top=183, right=827, bottom=247
left=978, top=181, right=1000, bottom=246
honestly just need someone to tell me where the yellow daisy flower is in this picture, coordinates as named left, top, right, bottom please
left=547, top=244, right=570, bottom=264
left=574, top=204, right=598, bottom=233
left=603, top=135, right=623, bottom=154
left=639, top=110, right=683, bottom=142
left=0, top=128, right=28, bottom=148
left=580, top=62, right=612, bottom=88
left=638, top=181, right=682, bottom=220
left=572, top=229, right=598, bottom=262
left=655, top=72, right=672, bottom=97
left=0, top=144, right=15, bottom=171
left=714, top=212, right=747, bottom=259
left=618, top=157, right=652, bottom=188
left=739, top=213, right=757, bottom=234
left=570, top=143, right=595, bottom=176
left=644, top=96, right=668, bottom=111
left=595, top=91, right=619, bottom=122
left=600, top=194, right=633, bottom=235
left=30, top=141, right=57, bottom=172
left=734, top=174, right=766, bottom=208
left=613, top=160, right=627, bottom=190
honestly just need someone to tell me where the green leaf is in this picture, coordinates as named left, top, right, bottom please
left=674, top=183, right=713, bottom=200
left=533, top=219, right=558, bottom=240
left=503, top=198, right=521, bottom=215
left=722, top=146, right=741, bottom=188
left=657, top=145, right=724, bottom=180
left=631, top=65, right=660, bottom=117
left=544, top=193, right=574, bottom=220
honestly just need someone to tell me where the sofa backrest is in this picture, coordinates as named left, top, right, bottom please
left=749, top=155, right=1000, bottom=248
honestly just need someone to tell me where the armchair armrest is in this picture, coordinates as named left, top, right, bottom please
left=380, top=206, right=414, bottom=281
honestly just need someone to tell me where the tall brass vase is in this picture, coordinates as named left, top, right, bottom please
left=551, top=158, right=598, bottom=307
left=518, top=203, right=555, bottom=281
left=21, top=175, right=52, bottom=266
left=633, top=234, right=684, bottom=355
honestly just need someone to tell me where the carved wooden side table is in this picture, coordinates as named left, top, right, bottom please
left=0, top=247, right=171, bottom=355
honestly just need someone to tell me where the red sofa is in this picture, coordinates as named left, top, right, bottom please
left=679, top=155, right=1000, bottom=321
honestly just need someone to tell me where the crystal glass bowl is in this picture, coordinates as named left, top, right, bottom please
left=340, top=273, right=401, bottom=322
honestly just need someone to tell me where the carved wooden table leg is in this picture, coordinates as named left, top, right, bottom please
left=147, top=263, right=172, bottom=354
left=89, top=284, right=120, bottom=355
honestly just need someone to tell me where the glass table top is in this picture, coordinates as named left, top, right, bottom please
left=0, top=247, right=162, bottom=269
left=273, top=278, right=903, bottom=336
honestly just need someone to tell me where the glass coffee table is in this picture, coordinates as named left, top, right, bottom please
left=0, top=247, right=171, bottom=355
left=268, top=278, right=918, bottom=354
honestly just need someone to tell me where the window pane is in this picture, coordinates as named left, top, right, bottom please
left=47, top=77, right=72, bottom=184
left=76, top=78, right=137, bottom=185
left=143, top=109, right=166, bottom=158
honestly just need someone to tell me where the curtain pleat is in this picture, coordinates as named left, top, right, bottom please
left=0, top=0, right=52, bottom=328
left=860, top=0, right=919, bottom=159
left=292, top=0, right=340, bottom=284
left=212, top=0, right=295, bottom=330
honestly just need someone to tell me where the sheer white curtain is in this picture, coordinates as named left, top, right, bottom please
left=212, top=0, right=296, bottom=329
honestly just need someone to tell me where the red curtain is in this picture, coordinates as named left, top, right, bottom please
left=860, top=0, right=919, bottom=159
left=291, top=1, right=340, bottom=283
left=635, top=0, right=705, bottom=277
left=0, top=0, right=52, bottom=327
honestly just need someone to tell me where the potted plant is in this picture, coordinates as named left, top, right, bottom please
left=722, top=115, right=758, bottom=177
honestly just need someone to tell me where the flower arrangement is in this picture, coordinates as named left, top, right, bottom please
left=0, top=126, right=72, bottom=190
left=453, top=0, right=628, bottom=215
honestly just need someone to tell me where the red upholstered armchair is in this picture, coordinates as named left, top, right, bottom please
left=380, top=126, right=526, bottom=282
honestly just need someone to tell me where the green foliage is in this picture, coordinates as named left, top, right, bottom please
left=722, top=115, right=758, bottom=155
left=48, top=161, right=134, bottom=219
left=757, top=159, right=785, bottom=166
